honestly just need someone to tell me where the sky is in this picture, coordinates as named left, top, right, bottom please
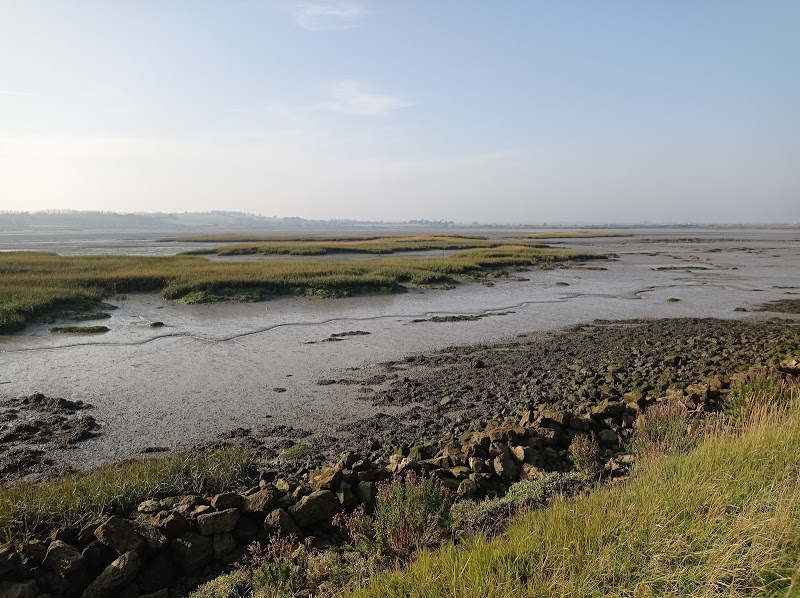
left=1, top=1, right=799, bottom=224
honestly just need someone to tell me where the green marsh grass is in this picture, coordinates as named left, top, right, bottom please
left=346, top=377, right=800, bottom=597
left=0, top=245, right=599, bottom=332
left=48, top=325, right=109, bottom=334
left=0, top=447, right=254, bottom=543
left=179, top=234, right=501, bottom=256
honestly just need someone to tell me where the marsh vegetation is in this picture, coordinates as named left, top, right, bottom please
left=0, top=244, right=600, bottom=332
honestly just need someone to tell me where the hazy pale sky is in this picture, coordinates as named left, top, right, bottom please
left=1, top=1, right=798, bottom=223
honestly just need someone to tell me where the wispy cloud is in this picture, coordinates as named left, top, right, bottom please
left=289, top=1, right=364, bottom=31
left=317, top=80, right=414, bottom=117
left=0, top=90, right=40, bottom=96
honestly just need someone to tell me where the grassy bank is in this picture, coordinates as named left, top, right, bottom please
left=0, top=245, right=599, bottom=332
left=0, top=448, right=254, bottom=543
left=347, top=377, right=800, bottom=598
left=177, top=235, right=502, bottom=256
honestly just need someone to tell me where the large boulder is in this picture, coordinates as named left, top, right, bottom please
left=170, top=532, right=213, bottom=573
left=197, top=509, right=240, bottom=536
left=80, top=550, right=141, bottom=598
left=492, top=453, right=519, bottom=484
left=288, top=490, right=340, bottom=528
left=264, top=509, right=302, bottom=538
left=210, top=493, right=244, bottom=511
left=0, top=580, right=39, bottom=598
left=42, top=540, right=85, bottom=577
left=242, top=488, right=278, bottom=514
left=309, top=467, right=342, bottom=491
left=94, top=517, right=145, bottom=555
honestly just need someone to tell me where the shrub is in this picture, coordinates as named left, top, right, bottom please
left=631, top=399, right=701, bottom=458
left=336, top=472, right=453, bottom=559
left=725, top=369, right=797, bottom=425
left=568, top=433, right=604, bottom=479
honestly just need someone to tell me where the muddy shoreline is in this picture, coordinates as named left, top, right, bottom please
left=5, top=314, right=798, bottom=484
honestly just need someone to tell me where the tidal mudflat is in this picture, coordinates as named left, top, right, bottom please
left=0, top=227, right=798, bottom=479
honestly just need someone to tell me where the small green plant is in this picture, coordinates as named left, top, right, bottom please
left=335, top=472, right=453, bottom=559
left=666, top=297, right=681, bottom=303
left=279, top=444, right=316, bottom=460
left=48, top=325, right=109, bottom=333
left=182, top=291, right=224, bottom=304
left=568, top=433, right=604, bottom=479
left=631, top=399, right=700, bottom=458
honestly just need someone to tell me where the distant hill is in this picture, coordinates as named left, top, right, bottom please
left=0, top=210, right=456, bottom=231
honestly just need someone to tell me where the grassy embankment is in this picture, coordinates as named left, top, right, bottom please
left=0, top=448, right=254, bottom=543
left=0, top=244, right=598, bottom=333
left=346, top=375, right=800, bottom=598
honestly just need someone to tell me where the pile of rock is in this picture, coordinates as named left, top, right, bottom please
left=0, top=373, right=743, bottom=598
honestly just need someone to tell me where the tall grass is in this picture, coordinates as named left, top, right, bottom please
left=347, top=378, right=800, bottom=597
left=0, top=448, right=254, bottom=543
left=0, top=246, right=599, bottom=332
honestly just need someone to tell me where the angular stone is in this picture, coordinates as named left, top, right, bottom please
left=309, top=466, right=342, bottom=491
left=288, top=490, right=340, bottom=528
left=81, top=550, right=141, bottom=598
left=468, top=457, right=488, bottom=473
left=137, top=500, right=163, bottom=515
left=242, top=488, right=278, bottom=514
left=0, top=580, right=39, bottom=598
left=129, top=520, right=167, bottom=552
left=94, top=517, right=145, bottom=555
left=152, top=511, right=190, bottom=539
left=520, top=463, right=543, bottom=481
left=264, top=508, right=303, bottom=538
left=0, top=545, right=25, bottom=579
left=493, top=453, right=519, bottom=483
left=197, top=508, right=240, bottom=536
left=212, top=533, right=236, bottom=558
left=170, top=532, right=212, bottom=573
left=356, top=481, right=377, bottom=505
left=457, top=478, right=478, bottom=499
left=335, top=481, right=357, bottom=509
left=210, top=492, right=244, bottom=511
left=42, top=540, right=85, bottom=577
left=597, top=429, right=620, bottom=446
left=449, top=466, right=471, bottom=480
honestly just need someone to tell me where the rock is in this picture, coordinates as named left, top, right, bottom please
left=449, top=466, right=471, bottom=480
left=597, top=429, right=620, bottom=446
left=171, top=495, right=208, bottom=517
left=288, top=490, right=340, bottom=528
left=309, top=466, right=342, bottom=491
left=457, top=478, right=478, bottom=499
left=94, top=517, right=145, bottom=555
left=137, top=500, right=163, bottom=515
left=493, top=453, right=519, bottom=484
left=590, top=400, right=626, bottom=418
left=520, top=463, right=543, bottom=481
left=0, top=545, right=25, bottom=579
left=264, top=509, right=303, bottom=538
left=468, top=457, right=488, bottom=473
left=192, top=505, right=213, bottom=518
left=243, top=488, right=278, bottom=514
left=519, top=410, right=537, bottom=427
left=210, top=492, right=245, bottom=511
left=75, top=519, right=105, bottom=547
left=42, top=540, right=85, bottom=577
left=510, top=445, right=541, bottom=466
left=170, top=532, right=213, bottom=573
left=81, top=550, right=141, bottom=598
left=81, top=541, right=117, bottom=578
left=336, top=452, right=360, bottom=470
left=140, top=590, right=170, bottom=598
left=0, top=580, right=39, bottom=598
left=152, top=511, right=190, bottom=539
left=212, top=533, right=236, bottom=558
left=438, top=478, right=461, bottom=492
left=356, top=481, right=377, bottom=505
left=335, top=481, right=357, bottom=509
left=234, top=515, right=260, bottom=545
left=473, top=359, right=486, bottom=368
left=129, top=520, right=167, bottom=552
left=197, top=509, right=240, bottom=536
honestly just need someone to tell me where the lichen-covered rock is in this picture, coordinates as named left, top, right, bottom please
left=309, top=466, right=342, bottom=491
left=42, top=540, right=85, bottom=577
